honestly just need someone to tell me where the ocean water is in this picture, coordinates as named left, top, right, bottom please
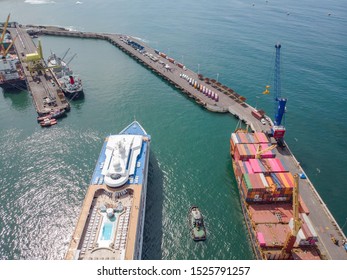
left=0, top=0, right=346, bottom=259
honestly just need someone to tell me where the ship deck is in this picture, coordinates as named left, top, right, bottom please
left=66, top=123, right=150, bottom=260
left=65, top=184, right=142, bottom=260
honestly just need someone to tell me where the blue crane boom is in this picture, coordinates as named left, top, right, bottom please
left=274, top=43, right=287, bottom=126
left=271, top=43, right=287, bottom=142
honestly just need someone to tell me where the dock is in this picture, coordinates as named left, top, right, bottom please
left=31, top=25, right=270, bottom=131
left=8, top=24, right=347, bottom=259
left=7, top=26, right=70, bottom=116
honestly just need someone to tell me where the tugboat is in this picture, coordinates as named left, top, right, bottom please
left=188, top=206, right=206, bottom=241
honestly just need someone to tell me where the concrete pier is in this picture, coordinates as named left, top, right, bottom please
left=16, top=24, right=347, bottom=259
left=33, top=26, right=269, bottom=132
left=7, top=26, right=70, bottom=116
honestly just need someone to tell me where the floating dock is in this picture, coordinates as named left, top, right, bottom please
left=7, top=24, right=347, bottom=259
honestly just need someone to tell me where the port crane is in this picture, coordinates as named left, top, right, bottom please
left=280, top=173, right=302, bottom=259
left=0, top=14, right=11, bottom=54
left=24, top=40, right=46, bottom=74
left=265, top=43, right=287, bottom=147
left=1, top=36, right=17, bottom=58
left=24, top=41, right=58, bottom=75
left=255, top=144, right=277, bottom=159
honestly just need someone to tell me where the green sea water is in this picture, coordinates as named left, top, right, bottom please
left=0, top=0, right=346, bottom=259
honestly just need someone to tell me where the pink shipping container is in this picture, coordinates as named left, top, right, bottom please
left=234, top=144, right=275, bottom=161
left=249, top=159, right=267, bottom=173
left=257, top=232, right=266, bottom=247
left=258, top=144, right=276, bottom=158
left=237, top=133, right=256, bottom=144
left=253, top=132, right=269, bottom=143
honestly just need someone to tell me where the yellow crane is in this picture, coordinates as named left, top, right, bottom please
left=1, top=35, right=17, bottom=58
left=0, top=14, right=11, bottom=53
left=255, top=144, right=277, bottom=159
left=24, top=40, right=47, bottom=74
left=280, top=173, right=302, bottom=259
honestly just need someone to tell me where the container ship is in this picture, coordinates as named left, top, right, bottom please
left=230, top=130, right=321, bottom=260
left=47, top=51, right=83, bottom=99
left=65, top=121, right=150, bottom=260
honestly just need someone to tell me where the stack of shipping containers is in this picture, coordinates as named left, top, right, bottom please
left=230, top=131, right=318, bottom=255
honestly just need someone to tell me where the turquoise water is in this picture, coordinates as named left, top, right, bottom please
left=0, top=0, right=346, bottom=259
left=101, top=222, right=113, bottom=241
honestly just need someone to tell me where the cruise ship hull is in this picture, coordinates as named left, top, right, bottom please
left=65, top=121, right=150, bottom=260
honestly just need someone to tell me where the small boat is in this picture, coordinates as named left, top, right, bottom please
left=40, top=118, right=57, bottom=127
left=188, top=206, right=206, bottom=241
left=50, top=109, right=66, bottom=119
left=37, top=109, right=66, bottom=122
left=37, top=114, right=52, bottom=122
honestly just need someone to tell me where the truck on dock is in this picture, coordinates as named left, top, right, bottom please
left=252, top=109, right=264, bottom=120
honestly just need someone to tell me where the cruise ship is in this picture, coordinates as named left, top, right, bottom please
left=65, top=121, right=150, bottom=260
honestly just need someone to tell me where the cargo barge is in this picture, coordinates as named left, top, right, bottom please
left=230, top=129, right=321, bottom=260
left=65, top=121, right=150, bottom=260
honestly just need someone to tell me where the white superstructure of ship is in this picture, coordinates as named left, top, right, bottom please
left=47, top=52, right=83, bottom=99
left=65, top=121, right=151, bottom=260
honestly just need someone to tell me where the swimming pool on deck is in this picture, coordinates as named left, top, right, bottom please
left=98, top=215, right=117, bottom=247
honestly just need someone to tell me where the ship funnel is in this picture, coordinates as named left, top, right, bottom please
left=69, top=75, right=75, bottom=85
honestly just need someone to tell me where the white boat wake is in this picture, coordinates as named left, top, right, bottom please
left=24, top=0, right=56, bottom=4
